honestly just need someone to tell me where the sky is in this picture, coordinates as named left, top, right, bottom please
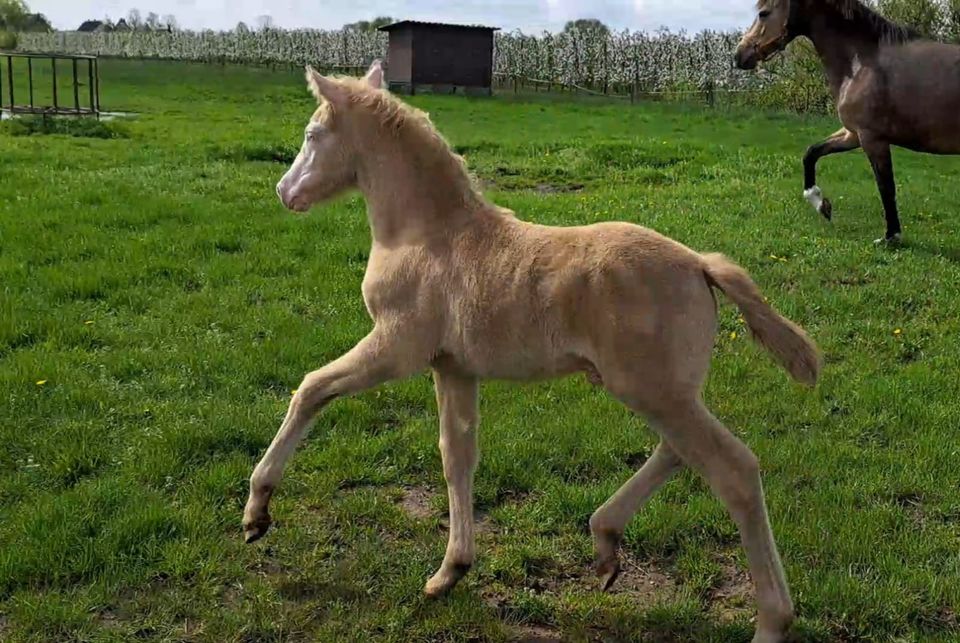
left=29, top=0, right=756, bottom=34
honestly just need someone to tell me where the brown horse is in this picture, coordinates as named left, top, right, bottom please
left=735, top=0, right=960, bottom=243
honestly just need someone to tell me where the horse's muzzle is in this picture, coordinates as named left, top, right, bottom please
left=734, top=46, right=759, bottom=70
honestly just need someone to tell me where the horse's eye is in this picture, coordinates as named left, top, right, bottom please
left=759, top=9, right=772, bottom=18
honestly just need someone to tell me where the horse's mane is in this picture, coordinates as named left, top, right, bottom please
left=330, top=78, right=483, bottom=207
left=818, top=0, right=921, bottom=43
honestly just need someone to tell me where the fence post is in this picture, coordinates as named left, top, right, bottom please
left=7, top=55, right=13, bottom=112
left=72, top=57, right=80, bottom=114
left=51, top=57, right=58, bottom=111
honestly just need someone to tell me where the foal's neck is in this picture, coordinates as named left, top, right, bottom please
left=357, top=136, right=485, bottom=247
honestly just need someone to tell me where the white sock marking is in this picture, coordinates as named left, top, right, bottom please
left=804, top=186, right=824, bottom=212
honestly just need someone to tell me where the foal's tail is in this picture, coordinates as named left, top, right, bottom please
left=702, top=253, right=821, bottom=386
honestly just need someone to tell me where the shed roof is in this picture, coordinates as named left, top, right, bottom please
left=378, top=20, right=499, bottom=32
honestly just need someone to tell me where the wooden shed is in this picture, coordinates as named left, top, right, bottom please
left=378, top=21, right=498, bottom=95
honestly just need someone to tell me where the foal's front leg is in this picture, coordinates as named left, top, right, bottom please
left=243, top=329, right=422, bottom=544
left=424, top=367, right=479, bottom=597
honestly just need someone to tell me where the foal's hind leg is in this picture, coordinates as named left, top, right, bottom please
left=640, top=399, right=794, bottom=643
left=803, top=128, right=860, bottom=220
left=589, top=441, right=683, bottom=590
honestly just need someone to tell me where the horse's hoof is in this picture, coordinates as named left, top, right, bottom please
left=594, top=556, right=622, bottom=592
left=243, top=513, right=272, bottom=544
left=424, top=562, right=471, bottom=598
left=819, top=198, right=832, bottom=221
left=874, top=233, right=903, bottom=246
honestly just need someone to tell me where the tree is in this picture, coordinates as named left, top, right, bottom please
left=20, top=12, right=52, bottom=32
left=344, top=16, right=394, bottom=31
left=145, top=11, right=160, bottom=30
left=0, top=0, right=28, bottom=31
left=127, top=8, right=142, bottom=30
left=236, top=21, right=249, bottom=33
left=876, top=0, right=943, bottom=38
left=161, top=14, right=178, bottom=31
left=563, top=18, right=610, bottom=36
left=255, top=14, right=273, bottom=30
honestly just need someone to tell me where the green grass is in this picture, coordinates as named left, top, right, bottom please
left=2, top=59, right=960, bottom=642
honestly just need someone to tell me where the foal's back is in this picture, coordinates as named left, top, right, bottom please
left=432, top=209, right=716, bottom=386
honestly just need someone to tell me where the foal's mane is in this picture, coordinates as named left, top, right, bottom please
left=812, top=0, right=920, bottom=43
left=327, top=78, right=483, bottom=208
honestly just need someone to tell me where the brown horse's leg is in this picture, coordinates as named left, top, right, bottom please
left=861, top=135, right=902, bottom=243
left=803, top=128, right=860, bottom=220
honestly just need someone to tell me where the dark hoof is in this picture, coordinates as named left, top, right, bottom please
left=595, top=556, right=622, bottom=592
left=819, top=198, right=832, bottom=221
left=243, top=514, right=272, bottom=544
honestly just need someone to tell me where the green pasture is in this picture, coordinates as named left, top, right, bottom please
left=1, top=59, right=959, bottom=642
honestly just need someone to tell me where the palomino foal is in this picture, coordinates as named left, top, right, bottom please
left=244, top=61, right=821, bottom=643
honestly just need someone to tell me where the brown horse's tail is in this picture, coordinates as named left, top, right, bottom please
left=702, top=253, right=821, bottom=386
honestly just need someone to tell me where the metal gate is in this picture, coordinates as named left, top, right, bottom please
left=0, top=51, right=101, bottom=118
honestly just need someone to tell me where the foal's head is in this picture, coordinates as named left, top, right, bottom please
left=276, top=61, right=385, bottom=212
left=735, top=0, right=796, bottom=69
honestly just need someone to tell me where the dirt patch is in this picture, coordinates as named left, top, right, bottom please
left=535, top=182, right=584, bottom=194
left=608, top=554, right=678, bottom=601
left=708, top=552, right=755, bottom=623
left=510, top=623, right=564, bottom=642
left=398, top=485, right=436, bottom=520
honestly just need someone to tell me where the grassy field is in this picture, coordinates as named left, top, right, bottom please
left=2, top=59, right=960, bottom=643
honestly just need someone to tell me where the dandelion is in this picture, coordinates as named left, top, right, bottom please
left=894, top=329, right=902, bottom=336
left=84, top=320, right=94, bottom=325
left=291, top=389, right=299, bottom=396
left=730, top=331, right=738, bottom=340
left=36, top=380, right=47, bottom=386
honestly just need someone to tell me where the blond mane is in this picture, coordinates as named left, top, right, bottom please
left=323, top=78, right=485, bottom=210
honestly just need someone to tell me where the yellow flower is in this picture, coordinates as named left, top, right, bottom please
left=36, top=380, right=47, bottom=386
left=291, top=389, right=299, bottom=396
left=84, top=320, right=94, bottom=325
left=894, top=329, right=902, bottom=336
left=730, top=332, right=738, bottom=340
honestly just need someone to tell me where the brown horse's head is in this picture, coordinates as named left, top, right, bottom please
left=735, top=0, right=796, bottom=69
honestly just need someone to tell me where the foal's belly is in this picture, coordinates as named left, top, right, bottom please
left=444, top=326, right=588, bottom=382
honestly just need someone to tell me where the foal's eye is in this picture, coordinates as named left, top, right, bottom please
left=759, top=9, right=772, bottom=18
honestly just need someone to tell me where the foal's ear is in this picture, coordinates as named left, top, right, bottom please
left=305, top=65, right=347, bottom=105
left=364, top=59, right=384, bottom=89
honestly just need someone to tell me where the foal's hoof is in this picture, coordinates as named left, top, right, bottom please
left=874, top=233, right=903, bottom=247
left=243, top=513, right=272, bottom=544
left=424, top=562, right=471, bottom=598
left=594, top=556, right=622, bottom=592
left=819, top=198, right=832, bottom=221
